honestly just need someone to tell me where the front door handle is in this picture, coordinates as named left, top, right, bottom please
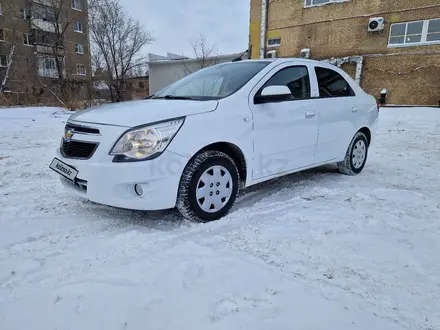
left=305, top=110, right=316, bottom=118
left=352, top=107, right=359, bottom=112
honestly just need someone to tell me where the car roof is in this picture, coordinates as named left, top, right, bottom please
left=238, top=58, right=362, bottom=93
left=238, top=58, right=323, bottom=65
left=239, top=58, right=353, bottom=78
left=219, top=58, right=360, bottom=90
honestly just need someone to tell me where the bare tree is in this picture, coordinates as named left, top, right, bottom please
left=0, top=21, right=22, bottom=92
left=89, top=0, right=154, bottom=102
left=3, top=0, right=88, bottom=108
left=190, top=33, right=217, bottom=69
left=183, top=34, right=219, bottom=76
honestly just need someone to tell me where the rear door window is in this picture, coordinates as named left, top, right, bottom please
left=315, top=67, right=356, bottom=98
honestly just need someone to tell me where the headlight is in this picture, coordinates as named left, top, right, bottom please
left=110, top=118, right=185, bottom=162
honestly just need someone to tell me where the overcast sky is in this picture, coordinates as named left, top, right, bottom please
left=121, top=0, right=250, bottom=58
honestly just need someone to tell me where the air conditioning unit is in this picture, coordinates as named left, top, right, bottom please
left=368, top=17, right=385, bottom=32
left=300, top=48, right=311, bottom=59
left=266, top=50, right=277, bottom=58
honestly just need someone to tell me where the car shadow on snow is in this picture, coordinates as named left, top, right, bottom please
left=235, top=164, right=340, bottom=209
left=73, top=164, right=341, bottom=229
left=75, top=199, right=191, bottom=231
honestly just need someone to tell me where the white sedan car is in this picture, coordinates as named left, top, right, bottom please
left=50, top=58, right=379, bottom=222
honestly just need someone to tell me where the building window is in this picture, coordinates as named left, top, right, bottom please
left=267, top=37, right=281, bottom=47
left=23, top=33, right=30, bottom=45
left=20, top=8, right=31, bottom=20
left=389, top=18, right=440, bottom=47
left=77, top=64, right=86, bottom=76
left=427, top=19, right=440, bottom=42
left=0, top=3, right=2, bottom=16
left=45, top=58, right=56, bottom=70
left=0, top=55, right=7, bottom=67
left=75, top=44, right=84, bottom=54
left=0, top=29, right=4, bottom=41
left=72, top=0, right=82, bottom=10
left=304, top=0, right=350, bottom=8
left=315, top=67, right=355, bottom=98
left=73, top=21, right=83, bottom=33
left=38, top=56, right=58, bottom=78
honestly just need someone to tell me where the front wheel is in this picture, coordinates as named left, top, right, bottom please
left=176, top=151, right=240, bottom=222
left=337, top=131, right=369, bottom=176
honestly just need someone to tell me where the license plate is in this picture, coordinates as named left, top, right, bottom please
left=49, top=158, right=78, bottom=182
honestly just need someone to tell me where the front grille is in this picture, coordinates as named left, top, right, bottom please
left=76, top=178, right=88, bottom=191
left=65, top=123, right=100, bottom=135
left=61, top=140, right=98, bottom=159
left=61, top=177, right=87, bottom=193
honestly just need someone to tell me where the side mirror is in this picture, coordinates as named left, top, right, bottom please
left=255, top=85, right=292, bottom=104
left=261, top=85, right=291, bottom=96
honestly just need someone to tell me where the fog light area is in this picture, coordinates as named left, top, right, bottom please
left=134, top=184, right=144, bottom=196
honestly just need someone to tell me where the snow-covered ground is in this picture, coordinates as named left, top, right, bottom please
left=0, top=106, right=439, bottom=330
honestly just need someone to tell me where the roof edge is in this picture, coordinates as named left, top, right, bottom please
left=146, top=52, right=246, bottom=65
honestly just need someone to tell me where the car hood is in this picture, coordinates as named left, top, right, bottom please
left=68, top=99, right=219, bottom=127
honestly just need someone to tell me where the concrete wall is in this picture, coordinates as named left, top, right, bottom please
left=148, top=55, right=241, bottom=94
left=249, top=0, right=440, bottom=106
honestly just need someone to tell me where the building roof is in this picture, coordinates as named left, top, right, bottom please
left=148, top=53, right=190, bottom=61
left=146, top=52, right=247, bottom=65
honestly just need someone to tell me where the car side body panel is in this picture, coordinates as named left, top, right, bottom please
left=247, top=61, right=320, bottom=179
left=308, top=62, right=379, bottom=163
left=168, top=59, right=378, bottom=189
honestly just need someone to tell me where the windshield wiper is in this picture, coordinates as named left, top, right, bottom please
left=162, top=95, right=196, bottom=100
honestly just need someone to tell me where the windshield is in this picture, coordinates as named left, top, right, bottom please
left=152, top=61, right=270, bottom=101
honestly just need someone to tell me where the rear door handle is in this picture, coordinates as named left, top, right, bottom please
left=352, top=107, right=359, bottom=112
left=305, top=110, right=316, bottom=118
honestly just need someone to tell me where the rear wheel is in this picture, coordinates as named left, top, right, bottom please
left=176, top=151, right=239, bottom=222
left=337, top=132, right=369, bottom=175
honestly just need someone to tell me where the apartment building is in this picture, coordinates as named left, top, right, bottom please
left=249, top=0, right=440, bottom=106
left=0, top=0, right=91, bottom=100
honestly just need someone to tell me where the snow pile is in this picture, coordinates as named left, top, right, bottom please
left=0, top=106, right=439, bottom=330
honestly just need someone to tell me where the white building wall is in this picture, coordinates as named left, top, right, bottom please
left=148, top=54, right=244, bottom=94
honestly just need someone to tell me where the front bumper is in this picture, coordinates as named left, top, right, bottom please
left=54, top=121, right=189, bottom=211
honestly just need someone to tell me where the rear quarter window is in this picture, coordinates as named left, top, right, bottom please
left=315, top=67, right=356, bottom=98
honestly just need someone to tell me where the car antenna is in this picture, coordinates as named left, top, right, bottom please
left=232, top=49, right=249, bottom=62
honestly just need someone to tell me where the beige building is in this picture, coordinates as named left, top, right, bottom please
left=0, top=0, right=91, bottom=103
left=249, top=0, right=440, bottom=106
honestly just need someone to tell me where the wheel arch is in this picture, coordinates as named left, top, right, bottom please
left=188, top=142, right=248, bottom=183
left=358, top=127, right=371, bottom=146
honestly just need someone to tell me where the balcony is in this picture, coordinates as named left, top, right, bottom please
left=31, top=19, right=62, bottom=33
left=30, top=29, right=64, bottom=53
left=32, top=0, right=60, bottom=7
left=31, top=1, right=62, bottom=33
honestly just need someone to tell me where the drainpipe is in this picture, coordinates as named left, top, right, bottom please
left=260, top=0, right=268, bottom=59
left=355, top=56, right=364, bottom=85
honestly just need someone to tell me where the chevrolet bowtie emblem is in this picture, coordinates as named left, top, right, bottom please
left=64, top=129, right=74, bottom=140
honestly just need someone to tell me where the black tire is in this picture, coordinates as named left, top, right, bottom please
left=176, top=150, right=240, bottom=222
left=337, top=131, right=369, bottom=176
